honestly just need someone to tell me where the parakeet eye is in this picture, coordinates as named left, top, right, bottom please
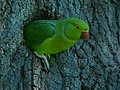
left=75, top=25, right=80, bottom=29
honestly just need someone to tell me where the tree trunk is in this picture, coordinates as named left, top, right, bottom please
left=0, top=0, right=120, bottom=90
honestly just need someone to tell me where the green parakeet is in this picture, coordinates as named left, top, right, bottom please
left=23, top=18, right=89, bottom=71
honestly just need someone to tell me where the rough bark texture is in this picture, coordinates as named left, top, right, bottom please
left=0, top=0, right=120, bottom=90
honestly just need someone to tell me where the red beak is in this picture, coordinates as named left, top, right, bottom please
left=81, top=31, right=89, bottom=40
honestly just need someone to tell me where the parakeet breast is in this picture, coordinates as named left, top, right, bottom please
left=34, top=33, right=76, bottom=54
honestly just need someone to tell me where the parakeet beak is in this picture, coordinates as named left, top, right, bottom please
left=81, top=30, right=89, bottom=40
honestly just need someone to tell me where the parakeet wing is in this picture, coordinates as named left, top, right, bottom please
left=24, top=20, right=55, bottom=44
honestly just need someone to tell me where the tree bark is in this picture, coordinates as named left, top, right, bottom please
left=0, top=0, right=120, bottom=90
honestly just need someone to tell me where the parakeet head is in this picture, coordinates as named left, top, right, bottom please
left=64, top=18, right=89, bottom=40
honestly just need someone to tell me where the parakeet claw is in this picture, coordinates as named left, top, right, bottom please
left=34, top=52, right=50, bottom=72
left=47, top=54, right=51, bottom=59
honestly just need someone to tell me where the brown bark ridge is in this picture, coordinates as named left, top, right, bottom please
left=0, top=0, right=120, bottom=90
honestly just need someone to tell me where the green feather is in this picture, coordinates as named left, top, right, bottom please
left=24, top=20, right=55, bottom=45
left=23, top=18, right=89, bottom=54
